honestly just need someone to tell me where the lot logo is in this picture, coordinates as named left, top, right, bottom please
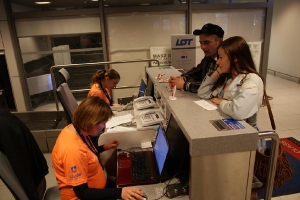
left=176, top=39, right=193, bottom=46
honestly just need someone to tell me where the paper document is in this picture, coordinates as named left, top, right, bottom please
left=106, top=114, right=133, bottom=128
left=106, top=126, right=137, bottom=132
left=194, top=100, right=217, bottom=110
left=141, top=141, right=152, bottom=148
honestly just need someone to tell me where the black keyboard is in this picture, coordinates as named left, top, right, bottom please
left=131, top=152, right=153, bottom=182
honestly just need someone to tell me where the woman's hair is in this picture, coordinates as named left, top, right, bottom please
left=212, top=36, right=263, bottom=90
left=91, top=69, right=120, bottom=86
left=73, top=96, right=113, bottom=133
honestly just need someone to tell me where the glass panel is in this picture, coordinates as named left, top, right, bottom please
left=106, top=12, right=186, bottom=102
left=232, top=0, right=267, bottom=2
left=192, top=9, right=265, bottom=68
left=103, top=0, right=185, bottom=7
left=192, top=0, right=267, bottom=3
left=10, top=0, right=99, bottom=13
left=15, top=16, right=101, bottom=37
left=15, top=15, right=104, bottom=109
left=192, top=0, right=229, bottom=3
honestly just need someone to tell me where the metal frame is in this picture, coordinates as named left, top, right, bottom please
left=257, top=131, right=280, bottom=200
left=50, top=58, right=160, bottom=111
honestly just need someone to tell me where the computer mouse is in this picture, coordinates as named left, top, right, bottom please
left=142, top=195, right=147, bottom=200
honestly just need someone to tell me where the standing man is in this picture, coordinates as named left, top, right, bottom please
left=169, top=23, right=224, bottom=93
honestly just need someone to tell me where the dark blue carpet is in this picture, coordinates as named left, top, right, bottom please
left=258, top=139, right=300, bottom=198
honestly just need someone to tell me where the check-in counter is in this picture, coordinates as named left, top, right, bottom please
left=98, top=66, right=258, bottom=200
left=144, top=66, right=258, bottom=200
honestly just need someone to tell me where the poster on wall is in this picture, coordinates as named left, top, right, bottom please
left=149, top=46, right=171, bottom=67
left=248, top=41, right=262, bottom=72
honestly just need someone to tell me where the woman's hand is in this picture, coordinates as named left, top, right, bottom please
left=211, top=68, right=223, bottom=78
left=103, top=140, right=120, bottom=150
left=121, top=187, right=144, bottom=200
left=210, top=97, right=224, bottom=105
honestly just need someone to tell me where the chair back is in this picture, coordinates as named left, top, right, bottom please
left=0, top=151, right=29, bottom=200
left=57, top=68, right=78, bottom=124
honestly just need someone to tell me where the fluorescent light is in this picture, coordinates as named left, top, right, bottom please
left=35, top=1, right=51, bottom=4
left=92, top=0, right=98, bottom=1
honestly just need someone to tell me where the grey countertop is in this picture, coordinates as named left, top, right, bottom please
left=146, top=66, right=258, bottom=157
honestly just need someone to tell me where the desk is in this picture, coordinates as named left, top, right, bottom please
left=144, top=66, right=257, bottom=200
left=99, top=107, right=166, bottom=179
left=99, top=66, right=257, bottom=200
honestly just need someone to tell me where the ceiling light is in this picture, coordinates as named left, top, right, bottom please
left=92, top=0, right=98, bottom=1
left=35, top=1, right=51, bottom=4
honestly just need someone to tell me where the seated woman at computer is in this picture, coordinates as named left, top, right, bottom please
left=198, top=36, right=264, bottom=151
left=88, top=69, right=120, bottom=106
left=52, top=96, right=145, bottom=200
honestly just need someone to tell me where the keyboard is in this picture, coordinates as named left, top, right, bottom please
left=114, top=109, right=134, bottom=117
left=131, top=152, right=153, bottom=182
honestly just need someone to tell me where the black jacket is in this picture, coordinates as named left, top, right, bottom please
left=0, top=109, right=49, bottom=200
left=181, top=56, right=217, bottom=93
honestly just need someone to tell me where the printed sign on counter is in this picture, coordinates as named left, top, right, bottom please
left=171, top=34, right=196, bottom=70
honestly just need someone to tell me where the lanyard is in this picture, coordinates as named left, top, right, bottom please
left=74, top=126, right=104, bottom=169
left=99, top=82, right=114, bottom=106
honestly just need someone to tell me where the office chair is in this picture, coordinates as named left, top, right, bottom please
left=56, top=68, right=78, bottom=124
left=0, top=152, right=60, bottom=200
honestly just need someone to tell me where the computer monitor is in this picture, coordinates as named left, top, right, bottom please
left=138, top=79, right=147, bottom=97
left=145, top=76, right=156, bottom=101
left=165, top=114, right=190, bottom=183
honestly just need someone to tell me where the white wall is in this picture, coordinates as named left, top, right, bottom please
left=268, top=0, right=300, bottom=78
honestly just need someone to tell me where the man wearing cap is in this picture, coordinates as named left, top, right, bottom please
left=169, top=23, right=224, bottom=93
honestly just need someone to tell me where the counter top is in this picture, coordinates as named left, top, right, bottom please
left=146, top=66, right=258, bottom=157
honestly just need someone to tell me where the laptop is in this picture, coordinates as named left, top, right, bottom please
left=117, top=79, right=147, bottom=105
left=116, top=125, right=170, bottom=187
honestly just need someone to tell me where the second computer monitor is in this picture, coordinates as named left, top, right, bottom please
left=165, top=114, right=190, bottom=183
left=138, top=79, right=147, bottom=97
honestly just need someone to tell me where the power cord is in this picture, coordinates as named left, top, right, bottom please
left=117, top=101, right=133, bottom=112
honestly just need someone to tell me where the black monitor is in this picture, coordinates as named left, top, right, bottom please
left=165, top=114, right=190, bottom=183
left=138, top=79, right=147, bottom=97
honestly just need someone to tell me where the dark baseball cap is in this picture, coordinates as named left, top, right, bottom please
left=193, top=23, right=224, bottom=38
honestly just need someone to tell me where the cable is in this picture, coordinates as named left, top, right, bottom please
left=117, top=102, right=133, bottom=112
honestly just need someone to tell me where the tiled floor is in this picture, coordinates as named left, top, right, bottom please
left=1, top=74, right=300, bottom=200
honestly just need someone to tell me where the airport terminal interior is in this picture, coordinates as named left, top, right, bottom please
left=1, top=74, right=300, bottom=200
left=1, top=0, right=300, bottom=200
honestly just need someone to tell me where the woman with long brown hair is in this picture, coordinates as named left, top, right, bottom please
left=198, top=36, right=265, bottom=150
left=88, top=69, right=120, bottom=106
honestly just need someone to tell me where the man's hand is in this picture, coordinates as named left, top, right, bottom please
left=169, top=76, right=184, bottom=90
left=103, top=140, right=120, bottom=150
left=210, top=97, right=224, bottom=105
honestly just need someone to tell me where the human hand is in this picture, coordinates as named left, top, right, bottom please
left=169, top=76, right=184, bottom=90
left=216, top=67, right=223, bottom=75
left=121, top=187, right=144, bottom=200
left=210, top=97, right=224, bottom=105
left=103, top=140, right=120, bottom=150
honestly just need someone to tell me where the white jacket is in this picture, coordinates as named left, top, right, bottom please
left=198, top=73, right=264, bottom=124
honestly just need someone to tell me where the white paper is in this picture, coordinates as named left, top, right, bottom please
left=141, top=141, right=152, bottom=148
left=194, top=100, right=217, bottom=110
left=106, top=126, right=137, bottom=132
left=106, top=114, right=133, bottom=128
